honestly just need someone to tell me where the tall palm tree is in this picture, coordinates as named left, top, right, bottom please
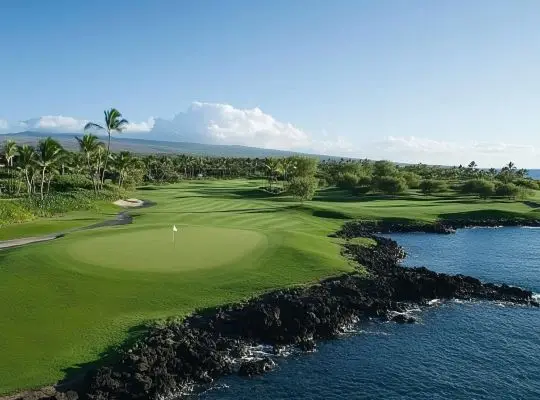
left=2, top=140, right=18, bottom=193
left=36, top=137, right=63, bottom=200
left=17, top=144, right=36, bottom=195
left=76, top=133, right=103, bottom=192
left=2, top=140, right=17, bottom=167
left=84, top=108, right=129, bottom=187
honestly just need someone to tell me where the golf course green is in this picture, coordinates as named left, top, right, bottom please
left=1, top=179, right=539, bottom=394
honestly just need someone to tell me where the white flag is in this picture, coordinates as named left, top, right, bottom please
left=173, top=225, right=178, bottom=232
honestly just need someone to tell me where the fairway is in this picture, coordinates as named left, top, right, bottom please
left=67, top=226, right=267, bottom=272
left=1, top=180, right=539, bottom=394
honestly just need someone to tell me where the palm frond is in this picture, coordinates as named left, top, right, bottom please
left=84, top=122, right=104, bottom=131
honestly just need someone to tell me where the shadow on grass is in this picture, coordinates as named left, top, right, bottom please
left=174, top=187, right=289, bottom=201
left=314, top=188, right=463, bottom=203
left=58, top=323, right=148, bottom=391
left=142, top=205, right=297, bottom=215
left=311, top=209, right=351, bottom=220
left=522, top=200, right=540, bottom=209
left=438, top=209, right=531, bottom=221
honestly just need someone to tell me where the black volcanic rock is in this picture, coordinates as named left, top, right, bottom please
left=238, top=358, right=275, bottom=377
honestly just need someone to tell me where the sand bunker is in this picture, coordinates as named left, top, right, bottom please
left=113, top=198, right=145, bottom=208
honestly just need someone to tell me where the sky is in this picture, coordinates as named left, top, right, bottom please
left=1, top=0, right=540, bottom=167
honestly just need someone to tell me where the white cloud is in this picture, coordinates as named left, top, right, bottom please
left=368, top=136, right=539, bottom=167
left=124, top=117, right=155, bottom=133
left=123, top=101, right=348, bottom=155
left=0, top=115, right=154, bottom=135
left=146, top=102, right=313, bottom=150
left=22, top=115, right=89, bottom=132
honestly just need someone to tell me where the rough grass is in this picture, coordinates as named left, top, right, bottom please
left=0, top=180, right=538, bottom=394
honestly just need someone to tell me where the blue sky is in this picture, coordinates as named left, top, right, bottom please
left=1, top=0, right=540, bottom=166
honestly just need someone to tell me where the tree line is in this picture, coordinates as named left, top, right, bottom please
left=1, top=108, right=538, bottom=203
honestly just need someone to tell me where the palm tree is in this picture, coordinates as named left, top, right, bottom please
left=36, top=137, right=63, bottom=200
left=84, top=108, right=129, bottom=187
left=76, top=133, right=103, bottom=192
left=2, top=140, right=18, bottom=193
left=17, top=144, right=36, bottom=195
left=2, top=140, right=17, bottom=167
left=111, top=151, right=133, bottom=188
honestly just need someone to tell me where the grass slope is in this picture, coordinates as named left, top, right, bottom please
left=1, top=181, right=539, bottom=394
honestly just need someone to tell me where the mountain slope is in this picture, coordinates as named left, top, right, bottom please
left=0, top=131, right=348, bottom=159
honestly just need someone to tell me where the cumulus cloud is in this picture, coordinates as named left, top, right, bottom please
left=368, top=136, right=539, bottom=167
left=147, top=102, right=311, bottom=149
left=22, top=115, right=89, bottom=132
left=0, top=115, right=154, bottom=135
left=124, top=117, right=155, bottom=133
left=129, top=101, right=350, bottom=155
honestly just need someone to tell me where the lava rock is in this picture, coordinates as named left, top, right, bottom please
left=391, top=314, right=416, bottom=324
left=298, top=339, right=316, bottom=352
left=238, top=357, right=275, bottom=377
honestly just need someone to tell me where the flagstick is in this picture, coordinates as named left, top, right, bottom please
left=173, top=230, right=175, bottom=248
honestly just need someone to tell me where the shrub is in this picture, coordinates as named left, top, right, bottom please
left=287, top=156, right=319, bottom=179
left=0, top=200, right=34, bottom=226
left=402, top=172, right=421, bottom=189
left=372, top=160, right=398, bottom=177
left=461, top=179, right=495, bottom=199
left=122, top=168, right=146, bottom=189
left=517, top=186, right=534, bottom=200
left=495, top=182, right=520, bottom=199
left=17, top=188, right=123, bottom=218
left=336, top=173, right=358, bottom=191
left=355, top=174, right=372, bottom=194
left=51, top=174, right=94, bottom=191
left=419, top=179, right=447, bottom=194
left=317, top=177, right=329, bottom=188
left=376, top=175, right=407, bottom=195
left=514, top=178, right=539, bottom=190
left=288, top=176, right=318, bottom=202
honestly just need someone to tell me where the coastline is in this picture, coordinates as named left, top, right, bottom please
left=8, top=219, right=539, bottom=400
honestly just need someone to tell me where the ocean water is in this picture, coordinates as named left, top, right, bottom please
left=197, top=228, right=540, bottom=400
left=527, top=169, right=540, bottom=179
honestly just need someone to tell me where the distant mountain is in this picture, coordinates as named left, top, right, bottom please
left=0, top=131, right=349, bottom=160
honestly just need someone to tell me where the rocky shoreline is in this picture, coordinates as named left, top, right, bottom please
left=12, top=220, right=539, bottom=400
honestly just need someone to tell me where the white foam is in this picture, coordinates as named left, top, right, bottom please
left=532, top=293, right=540, bottom=301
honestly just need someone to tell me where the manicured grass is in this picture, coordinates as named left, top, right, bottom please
left=68, top=226, right=267, bottom=272
left=0, top=180, right=538, bottom=394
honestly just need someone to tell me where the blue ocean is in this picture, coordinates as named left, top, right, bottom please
left=528, top=169, right=540, bottom=179
left=197, top=228, right=540, bottom=399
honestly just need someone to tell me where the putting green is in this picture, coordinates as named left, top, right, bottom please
left=66, top=226, right=267, bottom=272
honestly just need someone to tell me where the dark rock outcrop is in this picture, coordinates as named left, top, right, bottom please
left=390, top=314, right=416, bottom=324
left=334, top=217, right=540, bottom=239
left=238, top=358, right=275, bottom=377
